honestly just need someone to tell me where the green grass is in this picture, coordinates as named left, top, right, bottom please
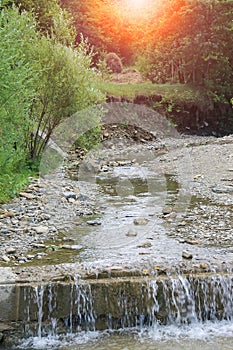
left=0, top=169, right=37, bottom=204
left=95, top=81, right=201, bottom=101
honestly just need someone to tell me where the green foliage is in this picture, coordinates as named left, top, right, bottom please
left=96, top=81, right=188, bottom=99
left=0, top=4, right=104, bottom=202
left=14, top=0, right=76, bottom=45
left=0, top=6, right=38, bottom=202
left=137, top=0, right=233, bottom=91
left=28, top=35, right=104, bottom=161
left=75, top=125, right=103, bottom=151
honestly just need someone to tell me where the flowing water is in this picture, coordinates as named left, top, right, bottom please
left=3, top=273, right=232, bottom=350
left=1, top=159, right=232, bottom=349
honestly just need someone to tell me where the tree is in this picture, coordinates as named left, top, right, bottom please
left=0, top=4, right=104, bottom=201
left=0, top=6, right=39, bottom=200
left=137, top=0, right=233, bottom=92
left=28, top=36, right=104, bottom=161
left=15, top=0, right=76, bottom=45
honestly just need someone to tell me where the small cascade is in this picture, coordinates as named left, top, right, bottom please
left=20, top=273, right=233, bottom=341
left=147, top=274, right=233, bottom=326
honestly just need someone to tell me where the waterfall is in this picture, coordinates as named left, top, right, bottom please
left=21, top=273, right=233, bottom=339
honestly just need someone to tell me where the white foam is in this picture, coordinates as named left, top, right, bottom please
left=17, top=331, right=101, bottom=350
left=141, top=320, right=233, bottom=342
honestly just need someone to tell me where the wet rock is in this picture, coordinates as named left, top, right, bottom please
left=0, top=332, right=3, bottom=342
left=182, top=250, right=193, bottom=259
left=126, top=230, right=138, bottom=237
left=34, top=226, right=49, bottom=234
left=134, top=217, right=148, bottom=225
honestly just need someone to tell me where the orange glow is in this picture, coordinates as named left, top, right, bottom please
left=120, top=0, right=153, bottom=21
left=129, top=0, right=146, bottom=10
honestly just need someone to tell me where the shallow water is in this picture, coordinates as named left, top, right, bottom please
left=14, top=321, right=233, bottom=350
left=23, top=163, right=233, bottom=269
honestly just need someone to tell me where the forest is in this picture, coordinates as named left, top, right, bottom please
left=0, top=0, right=233, bottom=202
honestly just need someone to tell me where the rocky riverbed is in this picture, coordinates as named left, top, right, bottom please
left=0, top=133, right=232, bottom=271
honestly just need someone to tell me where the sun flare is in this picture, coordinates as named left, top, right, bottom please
left=129, top=0, right=147, bottom=10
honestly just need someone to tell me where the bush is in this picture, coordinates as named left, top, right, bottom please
left=0, top=5, right=104, bottom=202
left=105, top=52, right=123, bottom=73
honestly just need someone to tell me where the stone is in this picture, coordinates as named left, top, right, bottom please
left=0, top=212, right=17, bottom=219
left=17, top=257, right=27, bottom=262
left=200, top=263, right=208, bottom=270
left=68, top=198, right=76, bottom=203
left=182, top=250, right=193, bottom=259
left=185, top=239, right=200, bottom=245
left=6, top=247, right=16, bottom=255
left=137, top=242, right=152, bottom=248
left=34, top=226, right=49, bottom=234
left=126, top=230, right=138, bottom=237
left=86, top=220, right=102, bottom=226
left=27, top=255, right=35, bottom=260
left=134, top=217, right=148, bottom=225
left=1, top=255, right=11, bottom=263
left=32, top=243, right=46, bottom=249
left=162, top=207, right=173, bottom=215
left=19, top=192, right=36, bottom=200
left=212, top=186, right=233, bottom=194
left=63, top=191, right=77, bottom=200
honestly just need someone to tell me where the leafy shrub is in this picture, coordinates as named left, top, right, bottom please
left=0, top=5, right=104, bottom=202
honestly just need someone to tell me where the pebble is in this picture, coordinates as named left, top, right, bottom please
left=162, top=206, right=173, bottom=215
left=32, top=244, right=46, bottom=249
left=34, top=226, right=49, bottom=234
left=1, top=255, right=11, bottom=263
left=86, top=220, right=102, bottom=226
left=182, top=250, right=193, bottom=259
left=137, top=242, right=152, bottom=248
left=200, top=263, right=208, bottom=269
left=134, top=217, right=148, bottom=225
left=63, top=191, right=77, bottom=200
left=6, top=247, right=17, bottom=255
left=126, top=230, right=138, bottom=237
left=19, top=192, right=36, bottom=200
